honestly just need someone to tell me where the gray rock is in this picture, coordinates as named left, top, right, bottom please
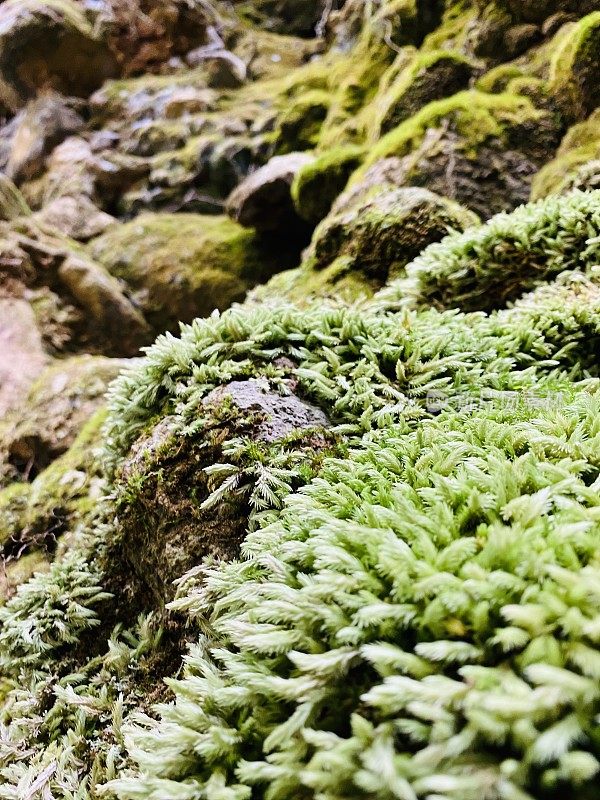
left=226, top=152, right=314, bottom=231
left=5, top=93, right=84, bottom=184
left=204, top=378, right=330, bottom=442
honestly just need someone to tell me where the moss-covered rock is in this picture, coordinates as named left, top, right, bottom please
left=0, top=408, right=108, bottom=592
left=255, top=186, right=478, bottom=303
left=273, top=89, right=331, bottom=153
left=373, top=50, right=476, bottom=137
left=378, top=189, right=600, bottom=312
left=105, top=376, right=334, bottom=611
left=532, top=109, right=600, bottom=198
left=358, top=89, right=563, bottom=218
left=0, top=0, right=118, bottom=111
left=90, top=213, right=295, bottom=333
left=0, top=355, right=126, bottom=485
left=549, top=11, right=600, bottom=120
left=291, top=144, right=365, bottom=224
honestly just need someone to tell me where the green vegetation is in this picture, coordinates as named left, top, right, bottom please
left=378, top=190, right=600, bottom=311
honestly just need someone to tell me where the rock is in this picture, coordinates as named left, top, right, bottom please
left=227, top=152, right=314, bottom=231
left=291, top=144, right=365, bottom=224
left=4, top=93, right=84, bottom=184
left=0, top=298, right=49, bottom=419
left=503, top=0, right=598, bottom=24
left=230, top=0, right=330, bottom=37
left=549, top=11, right=600, bottom=120
left=0, top=355, right=125, bottom=483
left=33, top=195, right=116, bottom=241
left=503, top=23, right=541, bottom=57
left=95, top=0, right=211, bottom=78
left=0, top=407, right=110, bottom=591
left=306, top=185, right=479, bottom=288
left=108, top=376, right=332, bottom=609
left=361, top=90, right=563, bottom=219
left=531, top=108, right=600, bottom=198
left=273, top=90, right=330, bottom=153
left=374, top=51, right=476, bottom=137
left=58, top=253, right=149, bottom=352
left=161, top=86, right=218, bottom=119
left=90, top=213, right=297, bottom=333
left=254, top=185, right=478, bottom=305
left=0, top=0, right=118, bottom=111
left=542, top=12, right=576, bottom=37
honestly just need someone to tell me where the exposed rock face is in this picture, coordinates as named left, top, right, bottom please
left=108, top=377, right=332, bottom=609
left=226, top=152, right=315, bottom=231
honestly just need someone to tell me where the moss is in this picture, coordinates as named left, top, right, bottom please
left=372, top=49, right=476, bottom=138
left=257, top=187, right=478, bottom=304
left=0, top=409, right=107, bottom=589
left=291, top=144, right=366, bottom=224
left=90, top=213, right=290, bottom=333
left=420, top=0, right=477, bottom=52
left=476, top=63, right=525, bottom=93
left=532, top=109, right=600, bottom=199
left=272, top=89, right=331, bottom=154
left=0, top=355, right=123, bottom=485
left=362, top=90, right=542, bottom=169
left=549, top=11, right=600, bottom=120
left=379, top=189, right=600, bottom=312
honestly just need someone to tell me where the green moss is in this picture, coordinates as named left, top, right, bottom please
left=372, top=50, right=475, bottom=138
left=532, top=109, right=600, bottom=199
left=361, top=90, right=541, bottom=170
left=0, top=409, right=107, bottom=554
left=273, top=89, right=331, bottom=154
left=90, top=213, right=286, bottom=333
left=421, top=0, right=477, bottom=52
left=549, top=12, right=600, bottom=119
left=378, top=189, right=600, bottom=312
left=476, top=64, right=525, bottom=93
left=291, top=145, right=366, bottom=224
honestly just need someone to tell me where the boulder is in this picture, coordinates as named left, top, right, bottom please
left=0, top=0, right=117, bottom=111
left=361, top=90, right=563, bottom=219
left=306, top=185, right=479, bottom=286
left=57, top=253, right=149, bottom=350
left=227, top=152, right=315, bottom=231
left=4, top=93, right=84, bottom=184
left=374, top=51, right=476, bottom=137
left=0, top=298, right=49, bottom=419
left=90, top=213, right=297, bottom=333
left=108, top=376, right=332, bottom=609
left=33, top=195, right=116, bottom=241
left=0, top=355, right=125, bottom=483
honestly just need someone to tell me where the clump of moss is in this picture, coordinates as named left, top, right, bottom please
left=378, top=189, right=600, bottom=312
left=90, top=213, right=293, bottom=334
left=363, top=89, right=546, bottom=167
left=532, top=109, right=600, bottom=199
left=549, top=11, right=600, bottom=120
left=372, top=50, right=476, bottom=137
left=291, top=144, right=365, bottom=224
left=0, top=409, right=108, bottom=597
left=110, top=383, right=600, bottom=800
